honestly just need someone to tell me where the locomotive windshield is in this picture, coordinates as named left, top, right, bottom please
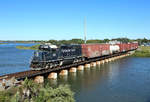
left=34, top=51, right=39, bottom=57
left=32, top=51, right=43, bottom=61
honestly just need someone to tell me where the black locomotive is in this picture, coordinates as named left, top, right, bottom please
left=30, top=44, right=84, bottom=70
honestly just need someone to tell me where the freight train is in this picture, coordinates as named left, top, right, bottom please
left=30, top=42, right=138, bottom=70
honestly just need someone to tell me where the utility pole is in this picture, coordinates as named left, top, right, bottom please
left=84, top=17, right=87, bottom=44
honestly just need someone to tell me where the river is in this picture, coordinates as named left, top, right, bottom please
left=0, top=43, right=150, bottom=102
left=0, top=43, right=35, bottom=76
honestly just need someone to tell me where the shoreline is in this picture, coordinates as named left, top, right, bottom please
left=131, top=46, right=150, bottom=57
left=16, top=44, right=40, bottom=50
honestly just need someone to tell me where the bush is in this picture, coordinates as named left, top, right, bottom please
left=132, top=46, right=150, bottom=57
left=0, top=78, right=75, bottom=102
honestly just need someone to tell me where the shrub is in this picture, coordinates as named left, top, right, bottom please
left=0, top=78, right=75, bottom=102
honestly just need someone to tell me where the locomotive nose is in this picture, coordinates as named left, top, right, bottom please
left=30, top=51, right=43, bottom=69
left=31, top=51, right=43, bottom=62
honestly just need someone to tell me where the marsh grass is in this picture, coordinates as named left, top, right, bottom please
left=16, top=44, right=40, bottom=50
left=132, top=46, right=150, bottom=57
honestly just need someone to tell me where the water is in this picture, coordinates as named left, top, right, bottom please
left=55, top=57, right=150, bottom=102
left=0, top=43, right=35, bottom=76
left=0, top=43, right=150, bottom=102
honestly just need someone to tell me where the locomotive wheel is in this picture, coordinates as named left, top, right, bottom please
left=73, top=59, right=78, bottom=63
left=45, top=63, right=50, bottom=69
left=59, top=61, right=63, bottom=66
left=49, top=63, right=53, bottom=68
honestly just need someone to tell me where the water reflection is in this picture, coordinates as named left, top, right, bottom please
left=107, top=61, right=120, bottom=84
left=69, top=73, right=77, bottom=81
left=48, top=57, right=150, bottom=102
left=48, top=79, right=57, bottom=86
left=59, top=75, right=68, bottom=81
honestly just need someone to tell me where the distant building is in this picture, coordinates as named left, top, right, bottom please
left=141, top=43, right=150, bottom=46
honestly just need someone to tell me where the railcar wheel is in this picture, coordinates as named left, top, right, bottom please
left=82, top=57, right=85, bottom=61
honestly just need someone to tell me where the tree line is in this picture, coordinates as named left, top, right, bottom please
left=1, top=38, right=150, bottom=45
left=46, top=38, right=150, bottom=46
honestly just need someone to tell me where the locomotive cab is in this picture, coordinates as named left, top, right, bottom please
left=32, top=50, right=57, bottom=61
left=30, top=44, right=59, bottom=70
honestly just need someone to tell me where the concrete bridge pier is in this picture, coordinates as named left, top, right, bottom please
left=96, top=61, right=101, bottom=65
left=105, top=59, right=109, bottom=63
left=77, top=65, right=84, bottom=71
left=48, top=72, right=57, bottom=79
left=90, top=62, right=96, bottom=67
left=108, top=58, right=112, bottom=62
left=110, top=57, right=113, bottom=61
left=115, top=56, right=117, bottom=59
left=34, top=76, right=44, bottom=84
left=69, top=67, right=77, bottom=73
left=59, top=70, right=68, bottom=76
left=85, top=64, right=90, bottom=68
left=100, top=60, right=105, bottom=64
left=111, top=57, right=115, bottom=61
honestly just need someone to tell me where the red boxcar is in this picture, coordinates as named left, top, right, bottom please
left=130, top=43, right=135, bottom=50
left=81, top=44, right=110, bottom=58
left=117, top=42, right=138, bottom=52
left=129, top=42, right=138, bottom=50
left=134, top=43, right=138, bottom=49
left=117, top=44, right=129, bottom=52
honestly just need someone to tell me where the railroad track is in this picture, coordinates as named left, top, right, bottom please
left=0, top=52, right=127, bottom=81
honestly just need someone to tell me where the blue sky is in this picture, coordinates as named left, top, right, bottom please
left=0, top=0, right=150, bottom=40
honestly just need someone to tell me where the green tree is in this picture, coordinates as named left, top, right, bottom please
left=10, top=78, right=75, bottom=102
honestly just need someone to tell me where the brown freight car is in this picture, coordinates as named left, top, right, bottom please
left=117, top=43, right=138, bottom=52
left=81, top=44, right=110, bottom=58
left=117, top=44, right=128, bottom=52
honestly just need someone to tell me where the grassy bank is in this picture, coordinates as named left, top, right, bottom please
left=16, top=44, right=40, bottom=50
left=132, top=46, right=150, bottom=57
left=0, top=78, right=75, bottom=102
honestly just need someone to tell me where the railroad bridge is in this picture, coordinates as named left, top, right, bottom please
left=0, top=51, right=132, bottom=89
